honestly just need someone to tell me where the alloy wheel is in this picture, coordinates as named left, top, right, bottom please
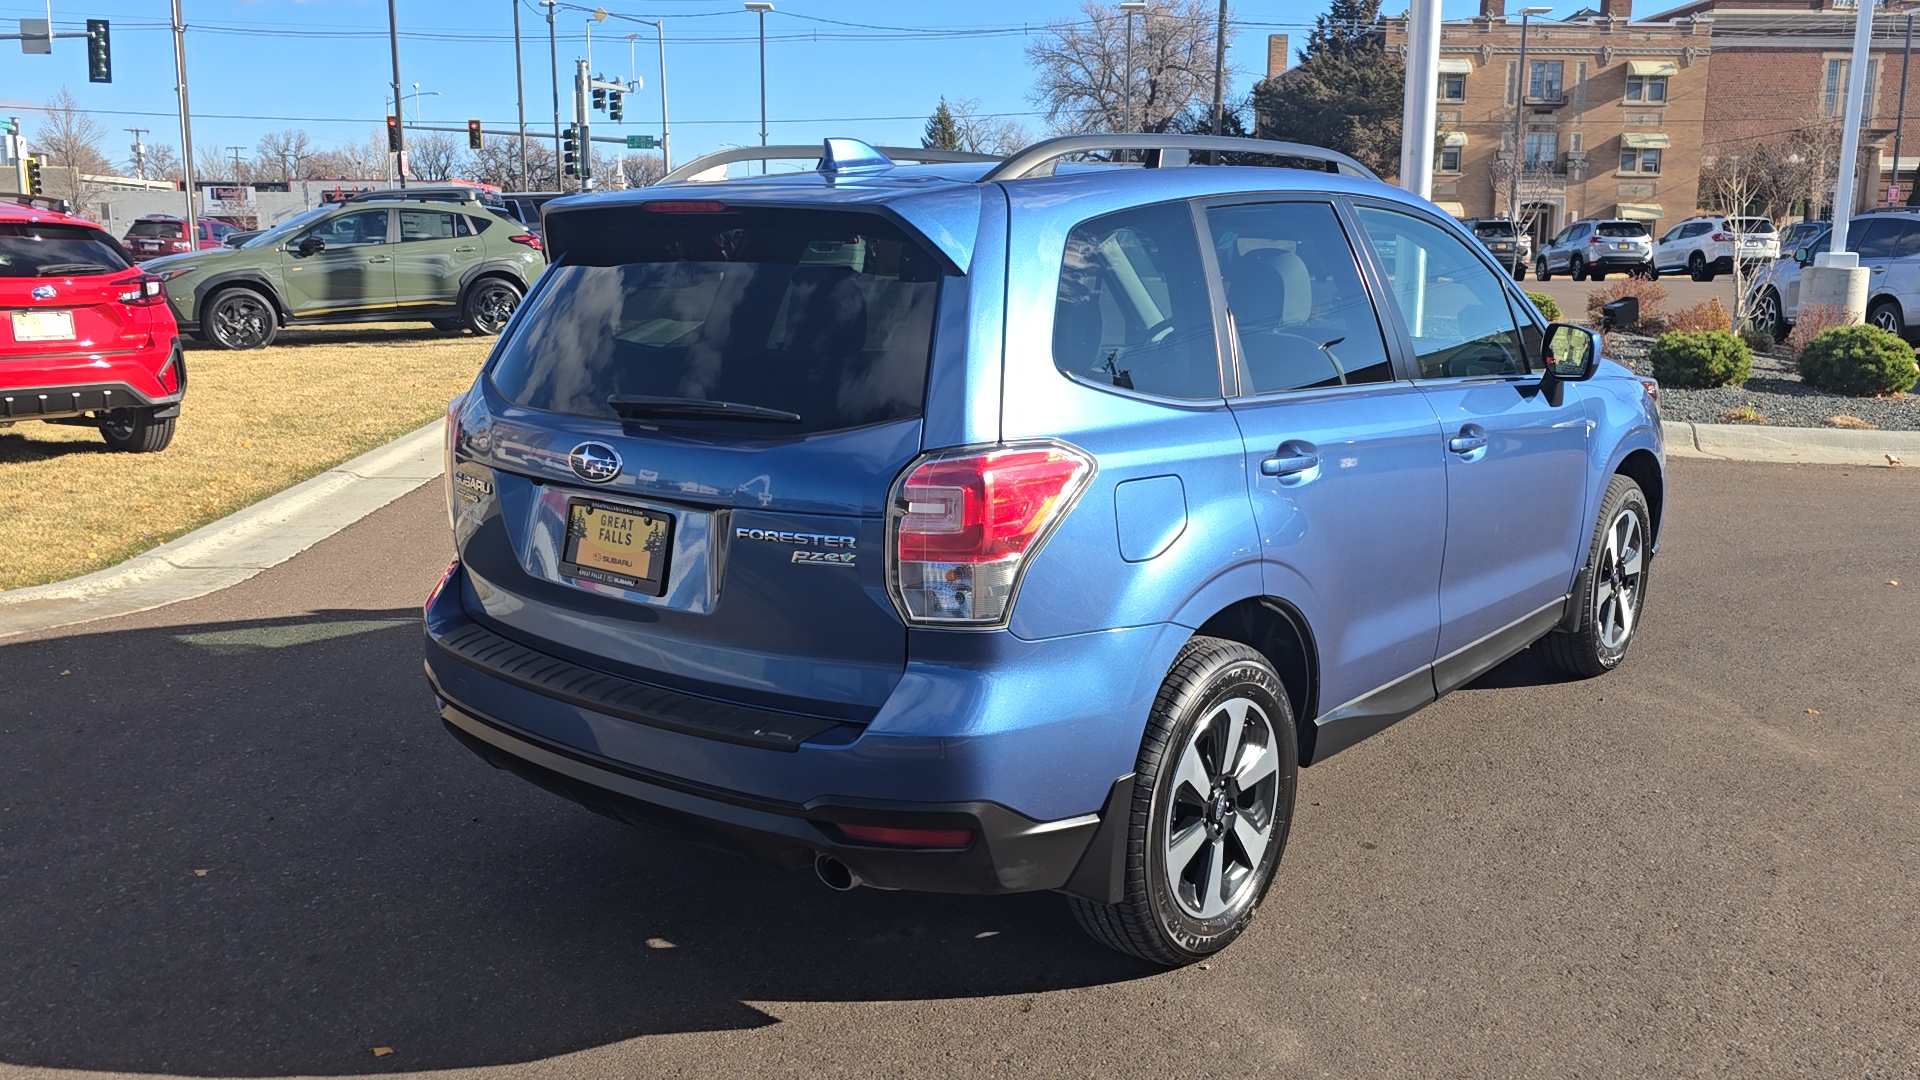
left=1593, top=507, right=1645, bottom=652
left=470, top=282, right=520, bottom=335
left=211, top=294, right=271, bottom=349
left=1162, top=695, right=1282, bottom=921
left=1872, top=307, right=1902, bottom=334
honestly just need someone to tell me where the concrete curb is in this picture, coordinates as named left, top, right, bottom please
left=1662, top=420, right=1920, bottom=465
left=0, top=421, right=444, bottom=641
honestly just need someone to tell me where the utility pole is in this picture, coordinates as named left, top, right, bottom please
left=576, top=57, right=591, bottom=192
left=544, top=1, right=560, bottom=184
left=227, top=145, right=245, bottom=182
left=1895, top=12, right=1913, bottom=206
left=126, top=126, right=148, bottom=179
left=387, top=0, right=406, bottom=188
left=1507, top=8, right=1551, bottom=224
left=513, top=0, right=528, bottom=191
left=170, top=0, right=197, bottom=241
left=746, top=2, right=772, bottom=170
left=1120, top=2, right=1145, bottom=134
left=1211, top=0, right=1227, bottom=142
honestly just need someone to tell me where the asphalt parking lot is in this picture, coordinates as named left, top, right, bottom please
left=1, top=457, right=1916, bottom=1079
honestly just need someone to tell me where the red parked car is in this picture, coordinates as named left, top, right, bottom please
left=1, top=196, right=184, bottom=452
left=122, top=215, right=239, bottom=261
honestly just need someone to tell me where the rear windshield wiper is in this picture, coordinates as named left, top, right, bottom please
left=607, top=394, right=802, bottom=424
left=37, top=262, right=113, bottom=276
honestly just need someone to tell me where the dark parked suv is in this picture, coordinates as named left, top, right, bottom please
left=424, top=135, right=1666, bottom=965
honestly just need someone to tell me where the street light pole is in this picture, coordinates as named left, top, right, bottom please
left=1895, top=12, right=1913, bottom=206
left=1508, top=7, right=1551, bottom=226
left=1120, top=2, right=1146, bottom=134
left=387, top=0, right=406, bottom=188
left=513, top=0, right=528, bottom=190
left=628, top=19, right=673, bottom=175
left=746, top=2, right=773, bottom=171
left=170, top=0, right=197, bottom=239
left=543, top=0, right=560, bottom=185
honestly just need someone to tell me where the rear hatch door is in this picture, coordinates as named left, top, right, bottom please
left=0, top=221, right=149, bottom=360
left=457, top=201, right=954, bottom=718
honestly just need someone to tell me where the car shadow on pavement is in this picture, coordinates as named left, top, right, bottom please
left=0, top=610, right=1151, bottom=1077
left=185, top=326, right=467, bottom=352
left=1457, top=645, right=1577, bottom=692
left=0, top=429, right=111, bottom=462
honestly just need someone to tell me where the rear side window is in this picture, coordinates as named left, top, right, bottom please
left=1598, top=221, right=1648, bottom=238
left=126, top=220, right=182, bottom=239
left=1053, top=201, right=1221, bottom=399
left=492, top=207, right=941, bottom=436
left=0, top=223, right=134, bottom=277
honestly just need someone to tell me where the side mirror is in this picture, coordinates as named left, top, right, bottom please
left=1539, top=323, right=1599, bottom=407
left=296, top=236, right=326, bottom=257
left=1794, top=246, right=1812, bottom=267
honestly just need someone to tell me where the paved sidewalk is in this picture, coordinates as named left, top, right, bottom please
left=0, top=422, right=442, bottom=640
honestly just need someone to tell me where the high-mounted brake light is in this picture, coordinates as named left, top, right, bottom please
left=836, top=823, right=976, bottom=849
left=888, top=442, right=1094, bottom=626
left=508, top=233, right=543, bottom=252
left=644, top=200, right=728, bottom=213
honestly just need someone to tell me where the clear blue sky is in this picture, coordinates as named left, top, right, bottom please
left=2, top=0, right=1498, bottom=170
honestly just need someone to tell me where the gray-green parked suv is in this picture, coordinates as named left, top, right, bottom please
left=146, top=191, right=546, bottom=350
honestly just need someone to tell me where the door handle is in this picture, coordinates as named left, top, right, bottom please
left=1260, top=440, right=1320, bottom=477
left=1871, top=265, right=1887, bottom=273
left=368, top=255, right=392, bottom=264
left=1448, top=432, right=1488, bottom=455
left=454, top=245, right=477, bottom=253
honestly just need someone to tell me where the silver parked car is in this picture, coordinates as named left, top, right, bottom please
left=1746, top=211, right=1920, bottom=340
left=1535, top=219, right=1654, bottom=281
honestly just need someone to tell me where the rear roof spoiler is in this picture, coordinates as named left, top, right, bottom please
left=0, top=193, right=73, bottom=214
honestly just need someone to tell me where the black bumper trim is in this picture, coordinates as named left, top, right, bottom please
left=437, top=698, right=1103, bottom=894
left=428, top=616, right=861, bottom=752
left=0, top=381, right=179, bottom=421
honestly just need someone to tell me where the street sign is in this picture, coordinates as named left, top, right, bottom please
left=1890, top=184, right=1902, bottom=203
left=19, top=18, right=51, bottom=54
left=626, top=135, right=655, bottom=150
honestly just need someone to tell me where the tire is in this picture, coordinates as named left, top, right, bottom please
left=203, top=287, right=278, bottom=350
left=1754, top=288, right=1789, bottom=340
left=430, top=318, right=468, bottom=332
left=1592, top=270, right=1609, bottom=281
left=1868, top=298, right=1907, bottom=340
left=1689, top=251, right=1715, bottom=283
left=1569, top=255, right=1587, bottom=282
left=463, top=277, right=523, bottom=336
left=1535, top=258, right=1551, bottom=282
left=98, top=408, right=175, bottom=453
left=1512, top=263, right=1528, bottom=282
left=1067, top=636, right=1299, bottom=966
left=1638, top=263, right=1659, bottom=281
left=1535, top=475, right=1652, bottom=678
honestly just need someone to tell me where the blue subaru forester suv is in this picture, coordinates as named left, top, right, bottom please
left=425, top=135, right=1664, bottom=965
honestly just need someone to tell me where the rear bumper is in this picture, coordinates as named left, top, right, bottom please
left=1590, top=253, right=1652, bottom=268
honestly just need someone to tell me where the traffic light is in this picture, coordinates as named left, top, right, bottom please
left=26, top=156, right=43, bottom=196
left=608, top=90, right=623, bottom=122
left=467, top=119, right=483, bottom=150
left=561, top=125, right=578, bottom=177
left=386, top=114, right=401, bottom=152
left=86, top=19, right=111, bottom=83
left=592, top=86, right=607, bottom=112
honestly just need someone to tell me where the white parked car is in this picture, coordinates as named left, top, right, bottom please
left=1745, top=211, right=1920, bottom=339
left=1535, top=219, right=1654, bottom=281
left=1653, top=215, right=1779, bottom=282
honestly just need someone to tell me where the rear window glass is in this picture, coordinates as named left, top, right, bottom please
left=1598, top=222, right=1649, bottom=237
left=491, top=208, right=942, bottom=436
left=1727, top=217, right=1775, bottom=234
left=1472, top=221, right=1519, bottom=237
left=0, top=223, right=134, bottom=277
left=127, top=220, right=183, bottom=239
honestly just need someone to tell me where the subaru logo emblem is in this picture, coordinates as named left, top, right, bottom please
left=568, top=441, right=622, bottom=484
left=31, top=285, right=57, bottom=300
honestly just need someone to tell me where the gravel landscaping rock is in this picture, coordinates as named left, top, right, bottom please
left=1605, top=333, right=1920, bottom=431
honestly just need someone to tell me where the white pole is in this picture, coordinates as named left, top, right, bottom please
left=1829, top=0, right=1879, bottom=257
left=1399, top=0, right=1441, bottom=199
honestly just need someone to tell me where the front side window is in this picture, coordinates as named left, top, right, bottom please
left=1625, top=75, right=1668, bottom=102
left=1206, top=201, right=1394, bottom=395
left=398, top=210, right=458, bottom=242
left=1053, top=201, right=1221, bottom=400
left=1442, top=73, right=1466, bottom=100
left=302, top=209, right=389, bottom=248
left=1854, top=217, right=1912, bottom=259
left=1355, top=206, right=1529, bottom=380
left=1529, top=61, right=1564, bottom=100
left=1619, top=148, right=1662, bottom=174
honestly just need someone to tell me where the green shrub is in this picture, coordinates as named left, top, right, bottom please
left=1526, top=291, right=1562, bottom=322
left=1795, top=325, right=1920, bottom=396
left=1739, top=325, right=1776, bottom=355
left=1650, top=329, right=1754, bottom=389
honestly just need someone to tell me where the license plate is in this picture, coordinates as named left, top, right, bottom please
left=560, top=498, right=672, bottom=595
left=1492, top=242, right=1512, bottom=251
left=11, top=310, right=75, bottom=342
left=1614, top=242, right=1631, bottom=250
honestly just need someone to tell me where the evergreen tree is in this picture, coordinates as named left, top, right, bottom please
left=1254, top=51, right=1406, bottom=177
left=1303, top=0, right=1385, bottom=63
left=922, top=99, right=962, bottom=151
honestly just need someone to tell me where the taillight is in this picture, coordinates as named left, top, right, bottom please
left=1587, top=235, right=1601, bottom=245
left=888, top=442, right=1094, bottom=626
left=509, top=233, right=542, bottom=253
left=835, top=824, right=975, bottom=849
left=113, top=274, right=166, bottom=305
left=1640, top=378, right=1660, bottom=402
left=1712, top=232, right=1731, bottom=242
left=170, top=239, right=191, bottom=252
left=425, top=560, right=460, bottom=615
left=444, top=391, right=466, bottom=530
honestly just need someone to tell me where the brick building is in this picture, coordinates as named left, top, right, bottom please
left=1386, top=0, right=1713, bottom=246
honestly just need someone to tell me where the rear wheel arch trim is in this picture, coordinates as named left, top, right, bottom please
left=193, top=272, right=288, bottom=323
left=1189, top=595, right=1320, bottom=765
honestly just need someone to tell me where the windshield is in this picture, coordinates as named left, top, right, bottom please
left=243, top=206, right=334, bottom=248
left=1727, top=217, right=1775, bottom=234
left=0, top=223, right=135, bottom=276
left=1598, top=222, right=1649, bottom=238
left=491, top=207, right=943, bottom=437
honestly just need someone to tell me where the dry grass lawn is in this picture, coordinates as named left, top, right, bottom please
left=0, top=325, right=490, bottom=591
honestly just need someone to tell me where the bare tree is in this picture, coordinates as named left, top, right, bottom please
left=142, top=142, right=183, bottom=181
left=947, top=97, right=1033, bottom=155
left=619, top=152, right=666, bottom=188
left=255, top=129, right=315, bottom=183
left=407, top=131, right=464, bottom=181
left=467, top=137, right=557, bottom=190
left=304, top=130, right=393, bottom=179
left=1025, top=0, right=1232, bottom=136
left=34, top=88, right=111, bottom=209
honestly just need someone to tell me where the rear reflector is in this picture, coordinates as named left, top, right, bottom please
left=644, top=200, right=728, bottom=213
left=837, top=824, right=975, bottom=849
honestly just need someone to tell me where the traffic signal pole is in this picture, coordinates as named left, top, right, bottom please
left=387, top=0, right=406, bottom=188
left=170, top=0, right=197, bottom=244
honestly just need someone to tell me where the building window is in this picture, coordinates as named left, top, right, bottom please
left=1619, top=148, right=1662, bottom=174
left=1442, top=73, right=1466, bottom=101
left=1625, top=75, right=1668, bottom=103
left=1529, top=60, right=1564, bottom=101
left=1525, top=131, right=1559, bottom=169
left=1440, top=147, right=1462, bottom=172
left=1825, top=58, right=1881, bottom=118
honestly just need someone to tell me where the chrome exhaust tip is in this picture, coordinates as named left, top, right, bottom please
left=814, top=853, right=861, bottom=892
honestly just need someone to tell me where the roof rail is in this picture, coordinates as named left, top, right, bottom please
left=978, top=135, right=1377, bottom=183
left=0, top=193, right=74, bottom=214
left=658, top=143, right=1001, bottom=185
left=346, top=186, right=502, bottom=205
